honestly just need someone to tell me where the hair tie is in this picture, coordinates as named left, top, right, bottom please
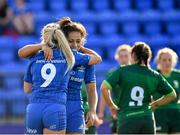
left=53, top=29, right=57, bottom=35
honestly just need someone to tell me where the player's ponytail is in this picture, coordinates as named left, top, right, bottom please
left=54, top=29, right=75, bottom=74
left=58, top=17, right=72, bottom=29
left=41, top=23, right=75, bottom=74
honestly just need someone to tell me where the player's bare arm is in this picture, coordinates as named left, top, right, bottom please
left=18, top=43, right=53, bottom=60
left=80, top=46, right=102, bottom=64
left=85, top=83, right=98, bottom=128
left=24, top=81, right=32, bottom=93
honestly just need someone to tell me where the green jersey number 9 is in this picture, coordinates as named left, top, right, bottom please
left=129, top=86, right=144, bottom=106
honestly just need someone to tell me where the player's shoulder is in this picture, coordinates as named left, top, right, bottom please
left=30, top=50, right=44, bottom=61
left=108, top=65, right=129, bottom=76
left=108, top=66, right=119, bottom=73
left=147, top=66, right=160, bottom=75
left=110, top=65, right=132, bottom=73
left=172, top=69, right=180, bottom=75
left=84, top=65, right=95, bottom=72
left=146, top=67, right=163, bottom=80
left=52, top=48, right=62, bottom=57
left=72, top=49, right=89, bottom=57
left=119, top=64, right=137, bottom=72
left=72, top=49, right=84, bottom=58
left=72, top=49, right=80, bottom=55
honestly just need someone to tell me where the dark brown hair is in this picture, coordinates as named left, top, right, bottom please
left=57, top=17, right=87, bottom=39
left=131, top=42, right=152, bottom=66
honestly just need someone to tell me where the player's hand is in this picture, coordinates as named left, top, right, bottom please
left=178, top=100, right=180, bottom=104
left=85, top=111, right=96, bottom=128
left=97, top=112, right=104, bottom=119
left=109, top=104, right=119, bottom=119
left=79, top=46, right=85, bottom=52
left=42, top=45, right=53, bottom=60
left=94, top=115, right=103, bottom=127
left=150, top=101, right=158, bottom=111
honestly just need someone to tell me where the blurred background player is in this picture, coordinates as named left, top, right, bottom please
left=12, top=0, right=34, bottom=35
left=0, top=0, right=17, bottom=36
left=23, top=23, right=75, bottom=134
left=98, top=44, right=131, bottom=134
left=101, top=42, right=177, bottom=134
left=153, top=48, right=180, bottom=134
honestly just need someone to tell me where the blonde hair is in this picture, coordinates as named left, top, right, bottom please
left=155, top=47, right=178, bottom=68
left=41, top=23, right=75, bottom=74
left=114, top=44, right=131, bottom=60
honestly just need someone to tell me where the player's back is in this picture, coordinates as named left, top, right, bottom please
left=28, top=48, right=70, bottom=104
left=112, top=64, right=171, bottom=119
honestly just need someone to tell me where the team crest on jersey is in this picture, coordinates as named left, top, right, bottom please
left=70, top=71, right=76, bottom=75
left=173, top=80, right=179, bottom=89
left=77, top=66, right=85, bottom=72
left=156, top=126, right=162, bottom=131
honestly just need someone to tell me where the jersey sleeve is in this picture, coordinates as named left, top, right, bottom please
left=104, top=68, right=121, bottom=90
left=84, top=65, right=96, bottom=84
left=73, top=50, right=90, bottom=66
left=106, top=67, right=117, bottom=78
left=24, top=61, right=33, bottom=84
left=156, top=74, right=175, bottom=96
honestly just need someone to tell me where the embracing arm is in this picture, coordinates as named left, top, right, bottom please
left=80, top=46, right=102, bottom=65
left=18, top=43, right=53, bottom=60
left=18, top=43, right=43, bottom=58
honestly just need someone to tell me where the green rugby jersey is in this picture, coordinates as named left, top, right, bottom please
left=107, top=67, right=122, bottom=105
left=153, top=69, right=180, bottom=109
left=104, top=64, right=175, bottom=120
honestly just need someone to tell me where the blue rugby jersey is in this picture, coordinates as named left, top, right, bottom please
left=67, top=64, right=96, bottom=100
left=24, top=48, right=71, bottom=104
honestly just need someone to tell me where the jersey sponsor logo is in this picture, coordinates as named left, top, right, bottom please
left=70, top=76, right=84, bottom=82
left=77, top=66, right=85, bottom=72
left=36, top=59, right=66, bottom=64
left=173, top=80, right=179, bottom=89
left=26, top=128, right=37, bottom=134
left=49, top=124, right=57, bottom=130
left=156, top=126, right=162, bottom=131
